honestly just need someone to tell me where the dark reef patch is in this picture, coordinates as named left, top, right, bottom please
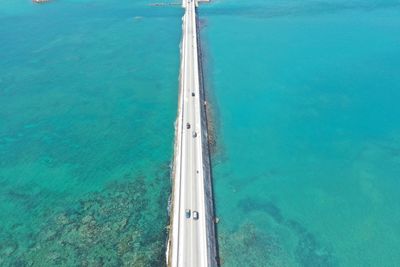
left=218, top=223, right=286, bottom=267
left=198, top=17, right=224, bottom=160
left=205, top=102, right=217, bottom=154
left=237, top=197, right=336, bottom=267
left=203, top=0, right=400, bottom=19
left=0, top=165, right=170, bottom=267
left=238, top=197, right=284, bottom=224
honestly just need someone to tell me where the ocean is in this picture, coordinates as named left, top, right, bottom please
left=1, top=0, right=400, bottom=266
left=200, top=0, right=400, bottom=266
left=0, top=0, right=181, bottom=265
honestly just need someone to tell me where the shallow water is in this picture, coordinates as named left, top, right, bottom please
left=0, top=1, right=181, bottom=265
left=2, top=0, right=400, bottom=266
left=200, top=0, right=400, bottom=266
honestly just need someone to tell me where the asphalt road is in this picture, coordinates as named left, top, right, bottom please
left=169, top=0, right=209, bottom=266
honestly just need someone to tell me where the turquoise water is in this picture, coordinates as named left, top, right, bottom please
left=200, top=0, right=400, bottom=266
left=2, top=0, right=400, bottom=266
left=0, top=1, right=181, bottom=265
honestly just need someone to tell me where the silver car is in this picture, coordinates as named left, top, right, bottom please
left=193, top=211, right=199, bottom=220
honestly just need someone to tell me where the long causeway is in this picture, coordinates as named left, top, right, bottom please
left=167, top=0, right=218, bottom=266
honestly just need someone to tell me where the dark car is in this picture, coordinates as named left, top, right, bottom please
left=185, top=209, right=191, bottom=219
left=192, top=92, right=195, bottom=97
left=186, top=123, right=191, bottom=129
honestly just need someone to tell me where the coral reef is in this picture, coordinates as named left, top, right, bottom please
left=205, top=102, right=218, bottom=155
left=0, top=167, right=170, bottom=267
left=218, top=223, right=287, bottom=267
left=237, top=198, right=336, bottom=267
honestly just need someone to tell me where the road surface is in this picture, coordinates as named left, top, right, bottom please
left=168, top=0, right=217, bottom=266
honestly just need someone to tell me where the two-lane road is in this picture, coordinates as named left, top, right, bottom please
left=168, top=0, right=214, bottom=266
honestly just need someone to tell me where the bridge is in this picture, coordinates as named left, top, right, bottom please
left=167, top=0, right=218, bottom=266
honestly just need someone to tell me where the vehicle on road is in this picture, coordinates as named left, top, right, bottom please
left=192, top=92, right=195, bottom=96
left=185, top=209, right=191, bottom=219
left=193, top=211, right=199, bottom=220
left=186, top=123, right=191, bottom=129
left=192, top=131, right=197, bottom=138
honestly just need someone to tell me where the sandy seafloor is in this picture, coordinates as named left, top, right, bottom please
left=199, top=0, right=400, bottom=266
left=0, top=0, right=182, bottom=265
